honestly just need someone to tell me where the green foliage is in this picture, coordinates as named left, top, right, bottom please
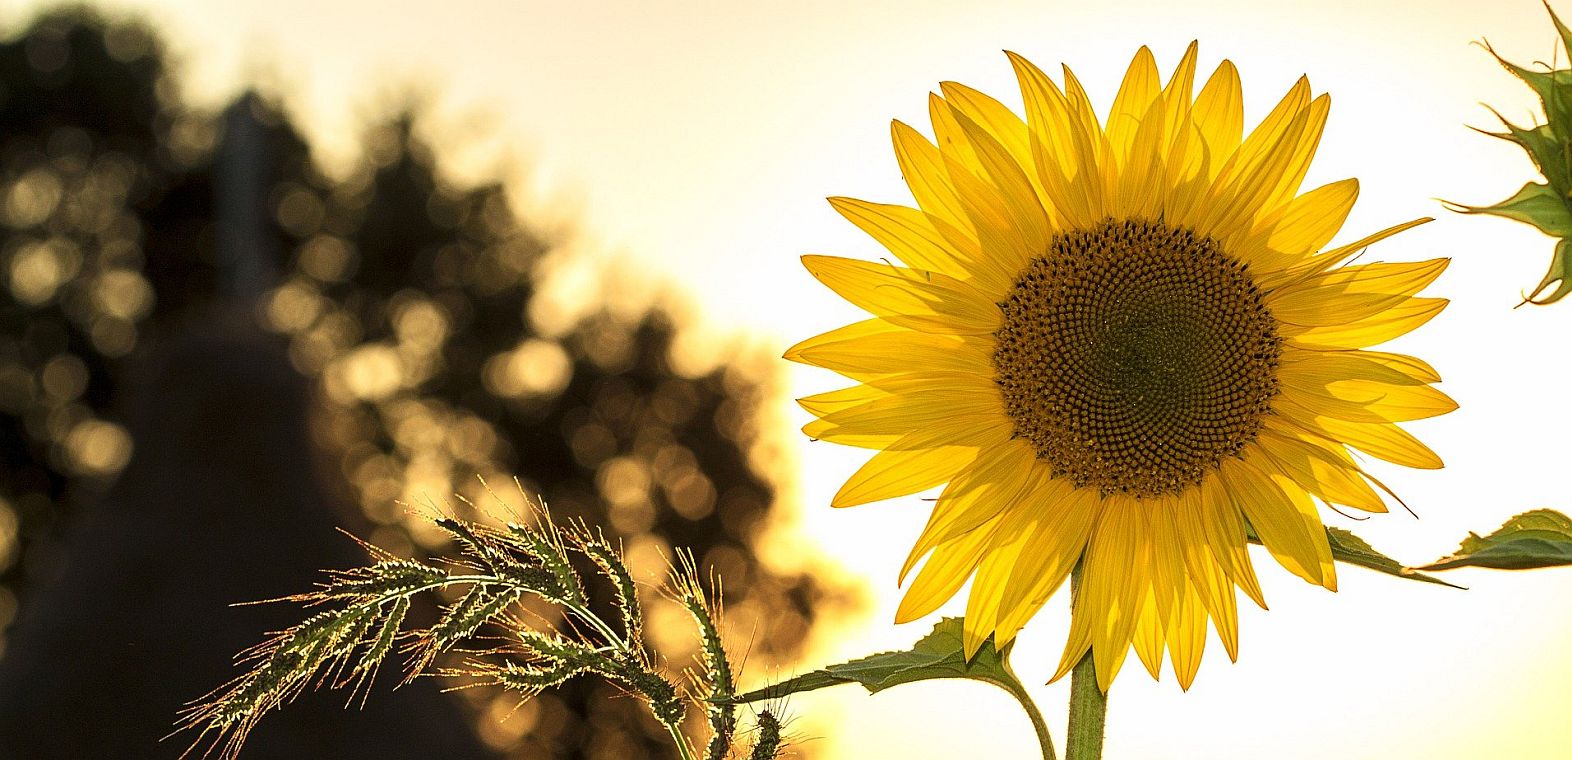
left=1323, top=527, right=1462, bottom=588
left=1243, top=525, right=1460, bottom=587
left=728, top=617, right=1056, bottom=758
left=1452, top=1, right=1572, bottom=303
left=179, top=497, right=782, bottom=760
left=1416, top=509, right=1572, bottom=571
left=732, top=617, right=1019, bottom=699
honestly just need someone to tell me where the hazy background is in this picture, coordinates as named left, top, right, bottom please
left=0, top=0, right=1568, bottom=758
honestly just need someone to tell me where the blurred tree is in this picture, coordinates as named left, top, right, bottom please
left=0, top=8, right=491, bottom=758
left=269, top=109, right=840, bottom=758
left=0, top=5, right=165, bottom=608
left=0, top=7, right=847, bottom=759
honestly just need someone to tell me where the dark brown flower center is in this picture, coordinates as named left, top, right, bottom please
left=991, top=217, right=1280, bottom=498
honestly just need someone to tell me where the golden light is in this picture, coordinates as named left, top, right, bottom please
left=4, top=168, right=61, bottom=228
left=331, top=342, right=402, bottom=402
left=7, top=239, right=76, bottom=306
left=482, top=338, right=572, bottom=398
left=92, top=269, right=154, bottom=321
left=296, top=234, right=355, bottom=282
left=38, top=354, right=87, bottom=401
left=11, top=0, right=1567, bottom=757
left=64, top=418, right=132, bottom=476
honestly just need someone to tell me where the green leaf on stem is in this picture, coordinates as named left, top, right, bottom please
left=729, top=617, right=1060, bottom=758
left=731, top=617, right=1014, bottom=702
left=1415, top=509, right=1572, bottom=571
left=1324, top=527, right=1462, bottom=588
left=1243, top=525, right=1461, bottom=588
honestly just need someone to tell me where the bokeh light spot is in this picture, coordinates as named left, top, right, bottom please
left=335, top=343, right=403, bottom=401
left=65, top=419, right=132, bottom=476
left=39, top=354, right=87, bottom=401
left=8, top=239, right=79, bottom=306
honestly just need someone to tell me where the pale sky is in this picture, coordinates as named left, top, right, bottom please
left=12, top=0, right=1572, bottom=757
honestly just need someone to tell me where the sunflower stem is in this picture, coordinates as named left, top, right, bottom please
left=1065, top=566, right=1107, bottom=760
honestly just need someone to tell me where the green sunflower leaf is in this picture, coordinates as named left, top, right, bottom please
left=1459, top=1, right=1572, bottom=304
left=728, top=617, right=1019, bottom=702
left=1414, top=509, right=1572, bottom=571
left=1244, top=525, right=1461, bottom=588
left=1324, top=527, right=1464, bottom=588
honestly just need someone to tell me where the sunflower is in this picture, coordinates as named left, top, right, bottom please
left=786, top=44, right=1454, bottom=691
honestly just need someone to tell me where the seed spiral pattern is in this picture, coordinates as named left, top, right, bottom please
left=992, top=217, right=1281, bottom=498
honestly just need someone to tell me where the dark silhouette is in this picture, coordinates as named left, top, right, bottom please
left=0, top=316, right=491, bottom=759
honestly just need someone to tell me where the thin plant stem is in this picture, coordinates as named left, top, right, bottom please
left=559, top=591, right=693, bottom=759
left=1065, top=565, right=1107, bottom=760
left=991, top=665, right=1058, bottom=760
left=668, top=726, right=697, bottom=760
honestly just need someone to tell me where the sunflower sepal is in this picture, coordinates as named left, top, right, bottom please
left=1451, top=182, right=1572, bottom=239
left=1454, top=0, right=1572, bottom=303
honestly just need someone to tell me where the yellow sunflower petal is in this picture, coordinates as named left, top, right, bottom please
left=1216, top=77, right=1311, bottom=188
left=826, top=197, right=977, bottom=279
left=1269, top=217, right=1433, bottom=285
left=800, top=254, right=1001, bottom=333
left=1197, top=90, right=1314, bottom=242
left=1291, top=296, right=1447, bottom=349
left=1166, top=584, right=1208, bottom=689
left=1062, top=65, right=1118, bottom=214
left=1257, top=426, right=1388, bottom=513
left=1112, top=89, right=1173, bottom=218
left=1006, top=51, right=1098, bottom=227
left=1323, top=378, right=1458, bottom=423
left=1059, top=495, right=1149, bottom=691
left=797, top=383, right=886, bottom=416
left=787, top=322, right=991, bottom=378
left=939, top=81, right=1034, bottom=178
left=891, top=119, right=973, bottom=233
left=944, top=104, right=1051, bottom=277
left=1221, top=456, right=1327, bottom=587
left=1271, top=258, right=1449, bottom=316
left=1279, top=348, right=1431, bottom=390
left=1265, top=178, right=1359, bottom=259
left=1356, top=350, right=1442, bottom=383
left=1300, top=414, right=1444, bottom=470
left=1259, top=94, right=1330, bottom=216
left=1157, top=41, right=1200, bottom=146
left=963, top=506, right=1038, bottom=656
left=896, top=512, right=1003, bottom=623
left=832, top=443, right=980, bottom=508
left=900, top=440, right=1040, bottom=580
left=1193, top=473, right=1266, bottom=610
left=785, top=317, right=903, bottom=368
left=1186, top=541, right=1243, bottom=661
left=993, top=477, right=1100, bottom=643
left=1107, top=46, right=1162, bottom=165
left=1146, top=498, right=1187, bottom=629
left=1132, top=591, right=1166, bottom=680
left=801, top=417, right=896, bottom=449
left=1190, top=59, right=1244, bottom=175
left=814, top=374, right=996, bottom=433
